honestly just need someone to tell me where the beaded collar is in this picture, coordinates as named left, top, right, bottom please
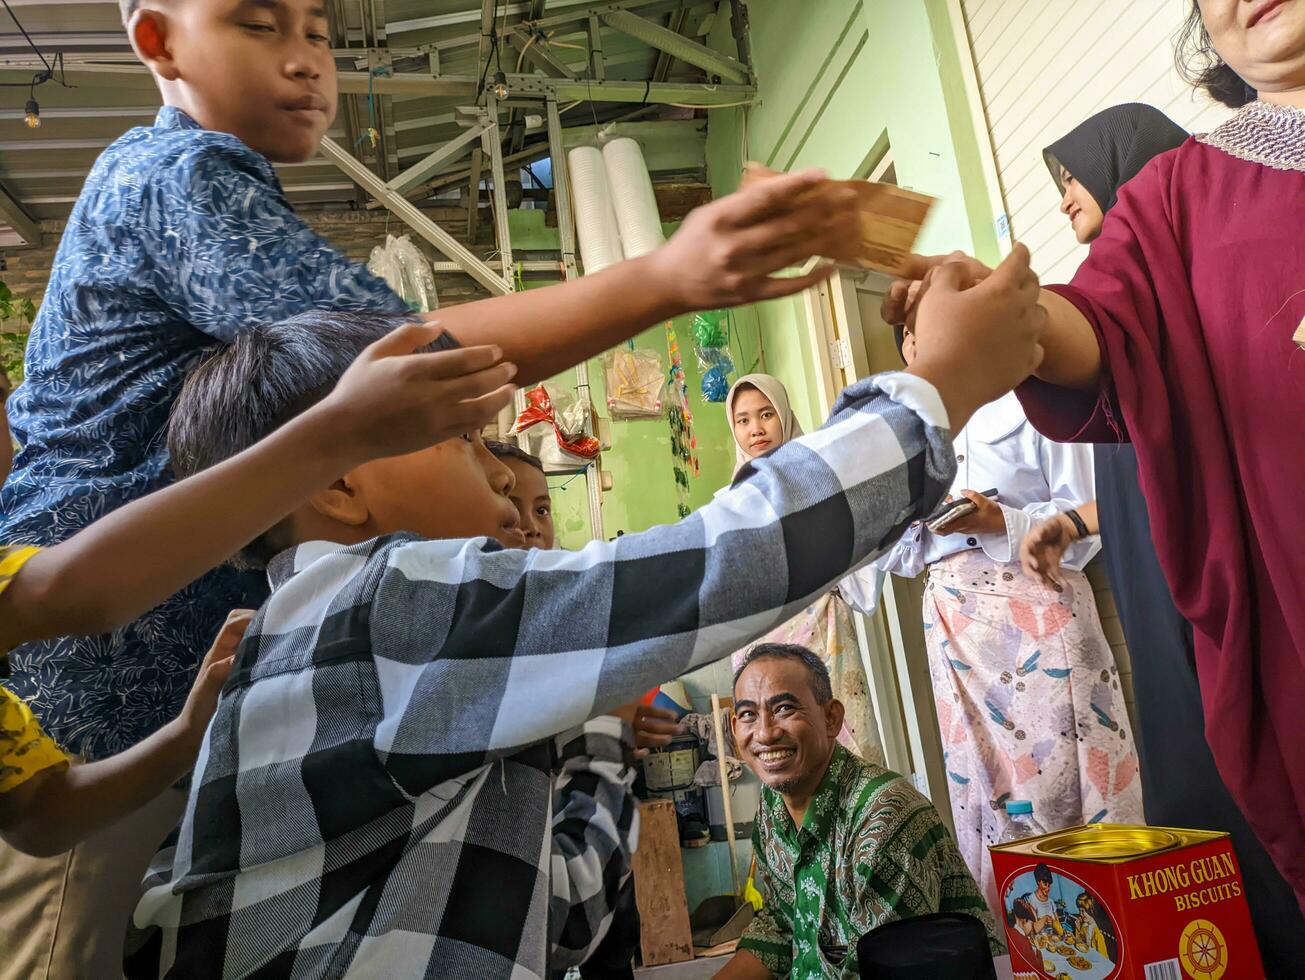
left=1198, top=100, right=1305, bottom=172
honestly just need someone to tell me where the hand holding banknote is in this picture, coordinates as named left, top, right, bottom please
left=740, top=163, right=935, bottom=275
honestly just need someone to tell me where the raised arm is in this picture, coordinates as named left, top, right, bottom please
left=427, top=170, right=863, bottom=384
left=1035, top=289, right=1102, bottom=390
left=366, top=248, right=1048, bottom=788
left=0, top=327, right=514, bottom=651
left=0, top=612, right=248, bottom=856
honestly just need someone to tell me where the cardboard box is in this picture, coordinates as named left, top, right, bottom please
left=990, top=825, right=1264, bottom=980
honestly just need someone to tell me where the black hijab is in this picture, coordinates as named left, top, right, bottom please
left=1043, top=103, right=1189, bottom=215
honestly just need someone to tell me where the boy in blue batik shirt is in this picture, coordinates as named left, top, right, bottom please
left=0, top=0, right=864, bottom=972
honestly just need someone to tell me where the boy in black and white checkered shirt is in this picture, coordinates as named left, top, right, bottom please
left=126, top=245, right=1045, bottom=979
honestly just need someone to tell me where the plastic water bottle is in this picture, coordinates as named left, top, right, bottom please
left=999, top=800, right=1048, bottom=843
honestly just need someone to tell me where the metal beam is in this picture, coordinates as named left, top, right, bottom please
left=388, top=0, right=705, bottom=36
left=465, top=146, right=484, bottom=245
left=318, top=136, right=509, bottom=296
left=587, top=14, right=606, bottom=81
left=546, top=102, right=579, bottom=283
left=545, top=96, right=605, bottom=539
left=600, top=8, right=748, bottom=83
left=651, top=5, right=689, bottom=83
left=476, top=0, right=496, bottom=95
left=387, top=121, right=490, bottom=194
left=2, top=60, right=479, bottom=97
left=0, top=105, right=157, bottom=121
left=504, top=74, right=756, bottom=105
left=0, top=182, right=41, bottom=246
left=729, top=0, right=753, bottom=71
left=425, top=140, right=546, bottom=196
left=339, top=71, right=476, bottom=96
left=481, top=95, right=515, bottom=285
left=509, top=28, right=576, bottom=79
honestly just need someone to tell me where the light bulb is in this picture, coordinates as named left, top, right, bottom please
left=23, top=98, right=39, bottom=129
left=492, top=71, right=508, bottom=101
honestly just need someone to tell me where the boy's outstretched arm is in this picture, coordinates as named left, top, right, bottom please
left=0, top=327, right=515, bottom=651
left=0, top=612, right=250, bottom=856
left=352, top=249, right=1046, bottom=787
left=426, top=170, right=863, bottom=384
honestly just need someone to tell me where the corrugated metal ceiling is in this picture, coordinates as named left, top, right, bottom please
left=0, top=0, right=728, bottom=238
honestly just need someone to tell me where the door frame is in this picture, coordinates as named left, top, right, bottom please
left=799, top=262, right=950, bottom=818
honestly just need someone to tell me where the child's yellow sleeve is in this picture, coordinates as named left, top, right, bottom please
left=0, top=688, right=69, bottom=794
left=0, top=544, right=40, bottom=595
left=0, top=545, right=68, bottom=793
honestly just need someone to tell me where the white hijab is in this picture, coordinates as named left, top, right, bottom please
left=725, top=373, right=804, bottom=478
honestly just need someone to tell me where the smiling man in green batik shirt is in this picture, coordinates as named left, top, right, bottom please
left=716, top=643, right=1003, bottom=979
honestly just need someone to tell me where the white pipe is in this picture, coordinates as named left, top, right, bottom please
left=602, top=136, right=665, bottom=259
left=566, top=145, right=624, bottom=275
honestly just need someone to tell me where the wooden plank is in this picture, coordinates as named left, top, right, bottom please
left=631, top=799, right=694, bottom=967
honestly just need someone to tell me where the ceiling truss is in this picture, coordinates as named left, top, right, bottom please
left=0, top=0, right=754, bottom=271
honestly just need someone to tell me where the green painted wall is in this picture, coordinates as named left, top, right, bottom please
left=706, top=0, right=997, bottom=430
left=513, top=220, right=760, bottom=551
left=544, top=306, right=753, bottom=550
left=523, top=0, right=999, bottom=548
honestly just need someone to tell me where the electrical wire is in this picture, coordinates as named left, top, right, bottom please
left=476, top=0, right=499, bottom=98
left=495, top=0, right=506, bottom=74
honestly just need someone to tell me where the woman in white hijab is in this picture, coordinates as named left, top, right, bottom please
left=721, top=374, right=884, bottom=763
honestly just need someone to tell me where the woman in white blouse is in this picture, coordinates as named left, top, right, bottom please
left=875, top=325, right=1142, bottom=917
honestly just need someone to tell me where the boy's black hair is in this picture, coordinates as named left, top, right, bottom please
left=733, top=642, right=833, bottom=705
left=1034, top=864, right=1054, bottom=885
left=484, top=440, right=544, bottom=474
left=167, top=309, right=421, bottom=570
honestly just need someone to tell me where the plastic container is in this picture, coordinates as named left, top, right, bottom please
left=999, top=800, right=1048, bottom=845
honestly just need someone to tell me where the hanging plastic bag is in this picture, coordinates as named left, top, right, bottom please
left=511, top=383, right=600, bottom=468
left=604, top=347, right=665, bottom=419
left=691, top=312, right=734, bottom=402
left=690, top=310, right=728, bottom=349
left=391, top=235, right=439, bottom=312
left=367, top=234, right=440, bottom=312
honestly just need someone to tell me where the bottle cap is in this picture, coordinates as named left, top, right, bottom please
left=1006, top=800, right=1033, bottom=816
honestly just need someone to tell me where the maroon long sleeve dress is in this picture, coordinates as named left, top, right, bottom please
left=1016, top=100, right=1305, bottom=911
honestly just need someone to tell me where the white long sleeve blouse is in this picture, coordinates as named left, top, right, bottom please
left=875, top=392, right=1099, bottom=579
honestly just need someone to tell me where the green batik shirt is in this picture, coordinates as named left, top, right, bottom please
left=738, top=745, right=1003, bottom=978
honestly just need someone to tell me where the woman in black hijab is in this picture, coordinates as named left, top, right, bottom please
left=1029, top=103, right=1305, bottom=970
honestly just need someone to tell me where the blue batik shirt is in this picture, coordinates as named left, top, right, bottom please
left=0, top=107, right=405, bottom=760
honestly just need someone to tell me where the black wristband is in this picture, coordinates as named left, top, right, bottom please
left=1064, top=509, right=1089, bottom=540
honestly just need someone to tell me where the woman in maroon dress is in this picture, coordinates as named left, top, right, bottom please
left=892, top=0, right=1305, bottom=915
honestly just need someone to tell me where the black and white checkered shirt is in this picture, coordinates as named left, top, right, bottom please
left=125, top=373, right=955, bottom=979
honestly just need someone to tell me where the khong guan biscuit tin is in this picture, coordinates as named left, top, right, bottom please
left=989, top=824, right=1264, bottom=980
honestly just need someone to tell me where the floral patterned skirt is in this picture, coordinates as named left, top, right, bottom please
left=922, top=550, right=1143, bottom=917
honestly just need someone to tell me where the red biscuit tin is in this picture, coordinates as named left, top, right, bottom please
left=990, top=825, right=1264, bottom=980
